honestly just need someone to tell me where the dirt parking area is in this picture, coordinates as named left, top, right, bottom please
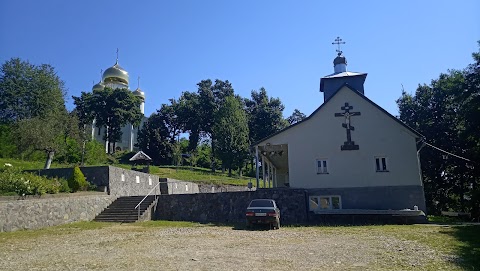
left=0, top=222, right=466, bottom=271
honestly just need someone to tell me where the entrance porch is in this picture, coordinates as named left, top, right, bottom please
left=254, top=143, right=289, bottom=188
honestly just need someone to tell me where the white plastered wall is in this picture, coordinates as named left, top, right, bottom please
left=257, top=86, right=422, bottom=189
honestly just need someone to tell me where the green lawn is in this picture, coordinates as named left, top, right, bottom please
left=334, top=224, right=480, bottom=270
left=0, top=158, right=69, bottom=170
left=0, top=158, right=256, bottom=186
left=280, top=223, right=480, bottom=270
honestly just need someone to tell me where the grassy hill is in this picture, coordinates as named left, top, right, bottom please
left=0, top=158, right=255, bottom=187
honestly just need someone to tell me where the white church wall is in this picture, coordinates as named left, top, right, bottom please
left=258, top=86, right=422, bottom=189
left=91, top=116, right=146, bottom=153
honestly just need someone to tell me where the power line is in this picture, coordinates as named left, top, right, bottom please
left=423, top=141, right=472, bottom=162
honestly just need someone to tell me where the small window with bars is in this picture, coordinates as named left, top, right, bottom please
left=375, top=157, right=388, bottom=172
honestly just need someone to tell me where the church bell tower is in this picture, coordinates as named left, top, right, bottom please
left=320, top=37, right=368, bottom=102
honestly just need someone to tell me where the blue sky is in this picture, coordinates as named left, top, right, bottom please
left=0, top=1, right=478, bottom=118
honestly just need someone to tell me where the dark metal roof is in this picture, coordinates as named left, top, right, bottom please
left=322, top=71, right=367, bottom=79
left=251, top=83, right=423, bottom=147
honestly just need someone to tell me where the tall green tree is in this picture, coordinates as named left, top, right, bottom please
left=0, top=58, right=68, bottom=168
left=397, top=70, right=467, bottom=214
left=0, top=124, right=16, bottom=158
left=244, top=88, right=288, bottom=173
left=397, top=43, right=480, bottom=217
left=72, top=92, right=95, bottom=164
left=15, top=113, right=68, bottom=168
left=195, top=79, right=235, bottom=171
left=73, top=87, right=142, bottom=153
left=137, top=103, right=181, bottom=165
left=287, top=109, right=307, bottom=125
left=244, top=87, right=288, bottom=144
left=213, top=96, right=250, bottom=176
left=460, top=42, right=480, bottom=218
left=176, top=91, right=202, bottom=151
left=0, top=58, right=66, bottom=123
left=175, top=79, right=239, bottom=171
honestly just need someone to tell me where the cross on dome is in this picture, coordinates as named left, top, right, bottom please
left=332, top=36, right=346, bottom=54
left=332, top=36, right=347, bottom=73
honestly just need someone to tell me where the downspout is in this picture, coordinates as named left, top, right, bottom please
left=262, top=155, right=266, bottom=189
left=255, top=145, right=260, bottom=189
left=416, top=137, right=427, bottom=214
left=416, top=137, right=426, bottom=184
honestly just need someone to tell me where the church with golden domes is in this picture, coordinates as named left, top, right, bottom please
left=89, top=54, right=147, bottom=153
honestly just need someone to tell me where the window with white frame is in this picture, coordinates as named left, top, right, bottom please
left=316, top=159, right=328, bottom=174
left=309, top=195, right=341, bottom=211
left=375, top=156, right=388, bottom=172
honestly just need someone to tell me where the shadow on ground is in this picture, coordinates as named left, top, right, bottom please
left=440, top=225, right=480, bottom=270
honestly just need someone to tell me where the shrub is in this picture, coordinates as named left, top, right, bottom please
left=0, top=165, right=65, bottom=197
left=87, top=182, right=97, bottom=191
left=68, top=166, right=88, bottom=192
left=58, top=178, right=71, bottom=193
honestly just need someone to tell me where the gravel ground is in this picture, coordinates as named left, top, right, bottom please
left=0, top=224, right=457, bottom=271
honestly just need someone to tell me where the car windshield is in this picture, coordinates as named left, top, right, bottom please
left=249, top=200, right=274, bottom=207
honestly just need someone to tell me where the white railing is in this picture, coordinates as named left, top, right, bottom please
left=134, top=181, right=162, bottom=220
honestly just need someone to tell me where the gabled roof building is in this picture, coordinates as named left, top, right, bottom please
left=252, top=43, right=426, bottom=213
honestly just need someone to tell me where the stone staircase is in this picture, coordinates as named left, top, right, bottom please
left=94, top=195, right=157, bottom=223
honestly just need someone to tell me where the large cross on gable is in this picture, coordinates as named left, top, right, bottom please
left=334, top=102, right=361, bottom=150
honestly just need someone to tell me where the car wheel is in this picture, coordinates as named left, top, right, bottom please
left=275, top=218, right=280, bottom=230
left=246, top=220, right=252, bottom=229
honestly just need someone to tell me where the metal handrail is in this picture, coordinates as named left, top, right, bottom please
left=135, top=181, right=162, bottom=220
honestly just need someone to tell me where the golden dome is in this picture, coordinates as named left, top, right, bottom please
left=92, top=81, right=105, bottom=91
left=102, top=61, right=129, bottom=85
left=133, top=88, right=145, bottom=100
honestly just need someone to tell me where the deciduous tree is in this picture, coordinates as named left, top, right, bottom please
left=397, top=43, right=480, bottom=217
left=244, top=87, right=287, bottom=144
left=137, top=104, right=181, bottom=165
left=73, top=87, right=143, bottom=153
left=213, top=96, right=250, bottom=176
left=0, top=58, right=66, bottom=123
left=287, top=109, right=307, bottom=125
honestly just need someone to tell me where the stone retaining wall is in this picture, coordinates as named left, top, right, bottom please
left=108, top=166, right=160, bottom=197
left=0, top=194, right=115, bottom=232
left=155, top=189, right=308, bottom=224
left=27, top=166, right=160, bottom=197
left=159, top=178, right=200, bottom=195
left=198, top=184, right=253, bottom=193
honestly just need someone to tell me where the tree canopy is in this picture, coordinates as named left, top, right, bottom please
left=213, top=95, right=250, bottom=176
left=0, top=58, right=69, bottom=168
left=73, top=87, right=143, bottom=153
left=287, top=109, right=307, bottom=125
left=397, top=42, right=480, bottom=217
left=0, top=58, right=66, bottom=123
left=244, top=87, right=288, bottom=144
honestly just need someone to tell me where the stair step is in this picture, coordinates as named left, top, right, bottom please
left=94, top=219, right=136, bottom=223
left=95, top=215, right=139, bottom=219
left=93, top=196, right=157, bottom=223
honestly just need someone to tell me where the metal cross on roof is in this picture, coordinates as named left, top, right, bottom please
left=332, top=36, right=346, bottom=54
